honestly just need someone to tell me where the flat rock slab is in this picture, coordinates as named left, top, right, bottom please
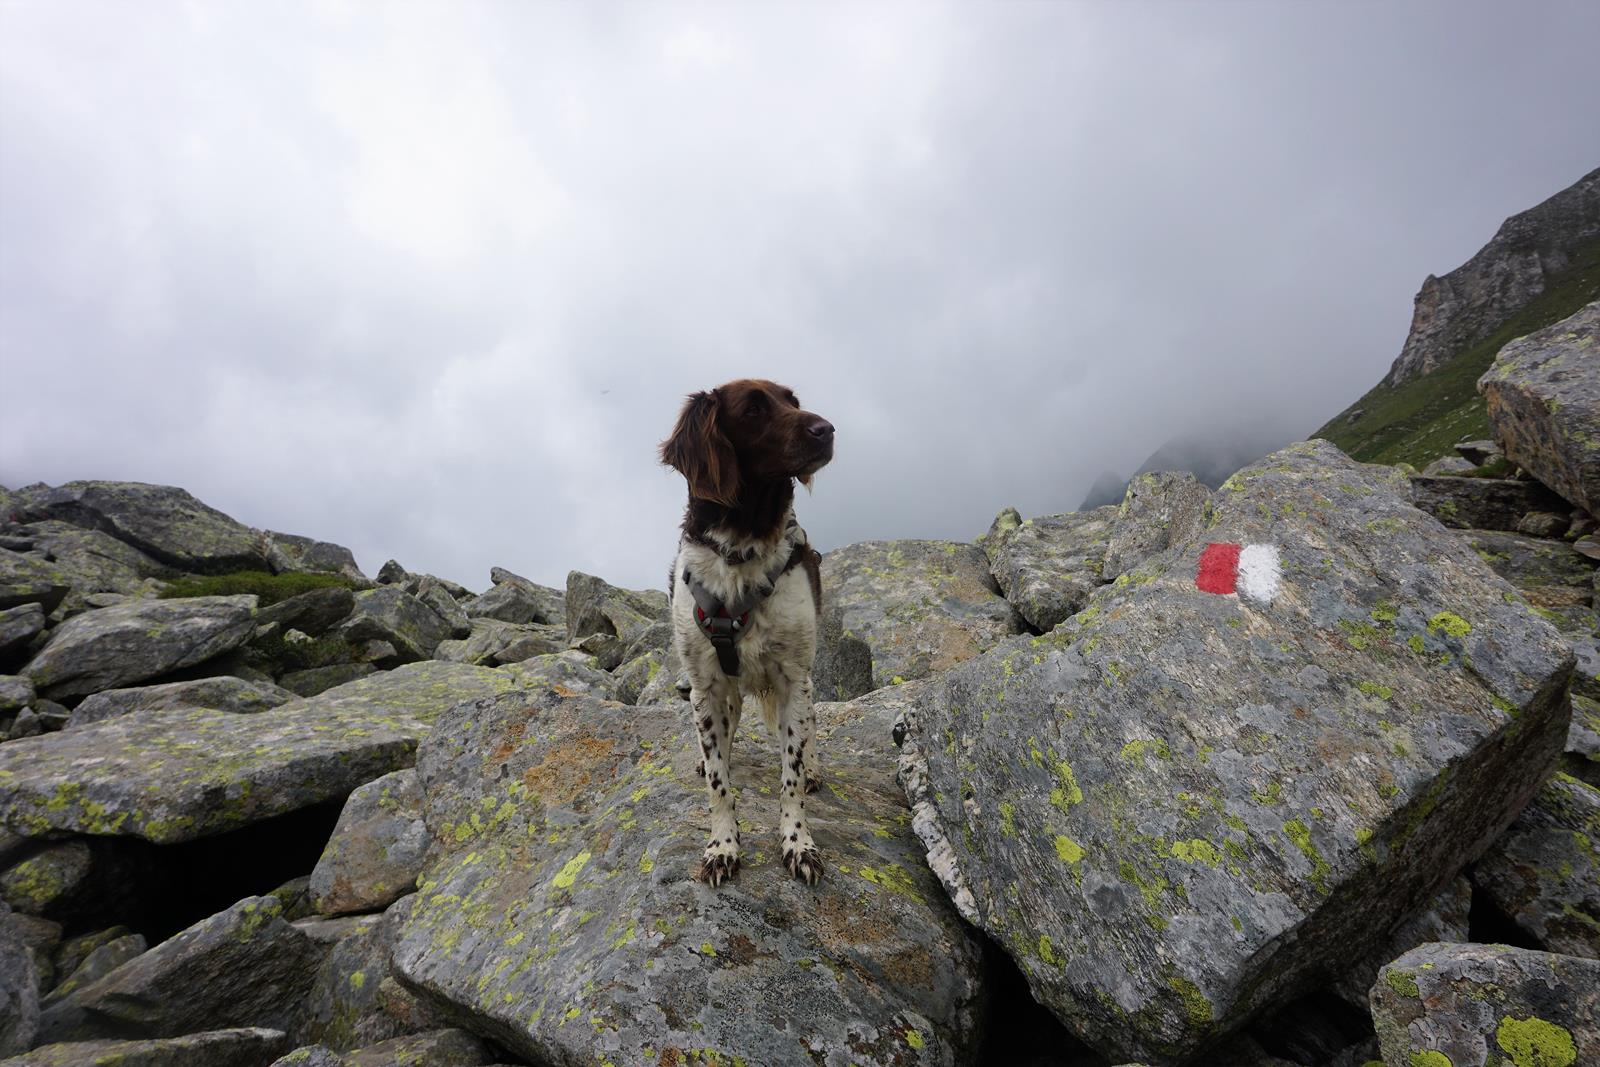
left=1409, top=475, right=1566, bottom=532
left=8, top=520, right=167, bottom=595
left=309, top=769, right=427, bottom=916
left=1472, top=772, right=1600, bottom=958
left=0, top=662, right=516, bottom=844
left=899, top=439, right=1574, bottom=1064
left=22, top=595, right=258, bottom=699
left=68, top=675, right=296, bottom=728
left=7, top=1028, right=290, bottom=1067
left=333, top=587, right=454, bottom=664
left=390, top=686, right=987, bottom=1067
left=0, top=548, right=73, bottom=614
left=37, top=896, right=318, bottom=1044
left=1479, top=300, right=1600, bottom=516
left=1103, top=471, right=1213, bottom=581
left=982, top=506, right=1119, bottom=631
left=824, top=539, right=1024, bottom=688
left=1371, top=942, right=1599, bottom=1067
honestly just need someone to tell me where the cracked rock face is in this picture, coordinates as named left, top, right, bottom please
left=982, top=507, right=1118, bottom=632
left=389, top=685, right=987, bottom=1067
left=897, top=439, right=1573, bottom=1064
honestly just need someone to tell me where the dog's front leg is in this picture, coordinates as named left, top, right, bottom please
left=777, top=676, right=823, bottom=884
left=693, top=682, right=740, bottom=886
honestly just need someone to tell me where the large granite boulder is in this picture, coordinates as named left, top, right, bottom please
left=6, top=520, right=168, bottom=594
left=21, top=595, right=258, bottom=699
left=389, top=684, right=988, bottom=1066
left=10, top=481, right=271, bottom=574
left=1480, top=300, right=1600, bottom=516
left=495, top=650, right=618, bottom=700
left=0, top=603, right=46, bottom=661
left=1409, top=475, right=1566, bottom=531
left=68, top=676, right=296, bottom=728
left=824, top=539, right=1024, bottom=688
left=10, top=1028, right=291, bottom=1066
left=37, top=895, right=320, bottom=1044
left=1460, top=529, right=1597, bottom=624
left=256, top=587, right=358, bottom=638
left=1, top=902, right=40, bottom=1056
left=294, top=905, right=447, bottom=1051
left=1332, top=877, right=1471, bottom=1011
left=1471, top=772, right=1600, bottom=958
left=897, top=439, right=1574, bottom=1064
left=462, top=568, right=564, bottom=627
left=263, top=532, right=368, bottom=584
left=434, top=619, right=565, bottom=667
left=0, top=662, right=516, bottom=844
left=43, top=930, right=147, bottom=1005
left=0, top=547, right=72, bottom=614
left=1103, top=471, right=1213, bottom=580
left=332, top=587, right=454, bottom=664
left=563, top=570, right=667, bottom=668
left=309, top=769, right=427, bottom=916
left=1370, top=943, right=1599, bottom=1067
left=981, top=507, right=1117, bottom=633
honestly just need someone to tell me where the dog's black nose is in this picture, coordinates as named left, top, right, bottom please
left=807, top=418, right=835, bottom=440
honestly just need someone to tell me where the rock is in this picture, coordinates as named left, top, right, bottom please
left=42, top=930, right=147, bottom=1004
left=0, top=661, right=516, bottom=844
left=257, top=587, right=358, bottom=638
left=1518, top=511, right=1571, bottom=538
left=813, top=601, right=874, bottom=702
left=1480, top=300, right=1600, bottom=515
left=12, top=480, right=271, bottom=574
left=1370, top=942, right=1599, bottom=1067
left=0, top=839, right=92, bottom=918
left=898, top=440, right=1574, bottom=1064
left=1455, top=439, right=1503, bottom=464
left=613, top=648, right=665, bottom=705
left=271, top=1045, right=350, bottom=1066
left=277, top=663, right=377, bottom=697
left=68, top=676, right=296, bottom=728
left=433, top=619, right=564, bottom=667
left=1103, top=471, right=1213, bottom=580
left=263, top=532, right=368, bottom=585
left=414, top=572, right=472, bottom=601
left=10, top=520, right=169, bottom=599
left=1422, top=456, right=1477, bottom=476
left=5, top=910, right=61, bottom=995
left=0, top=603, right=46, bottom=660
left=21, top=594, right=258, bottom=700
left=1567, top=694, right=1600, bottom=786
left=11, top=1028, right=291, bottom=1066
left=0, top=673, right=33, bottom=712
left=0, top=902, right=41, bottom=1056
left=375, top=560, right=412, bottom=586
left=1333, top=877, right=1471, bottom=1010
left=6, top=706, right=42, bottom=739
left=37, top=895, right=321, bottom=1044
left=1384, top=166, right=1600, bottom=386
left=52, top=926, right=135, bottom=984
left=495, top=650, right=618, bottom=700
left=1458, top=530, right=1597, bottom=620
left=1472, top=772, right=1600, bottom=958
left=332, top=587, right=453, bottom=665
left=461, top=569, right=564, bottom=627
left=310, top=769, right=427, bottom=916
left=389, top=685, right=988, bottom=1066
left=295, top=903, right=446, bottom=1051
left=1409, top=474, right=1567, bottom=531
left=981, top=507, right=1117, bottom=632
left=0, top=547, right=72, bottom=614
left=342, top=1030, right=495, bottom=1067
left=412, top=577, right=471, bottom=639
left=825, top=539, right=1024, bottom=688
left=267, top=875, right=318, bottom=922
left=564, top=570, right=666, bottom=647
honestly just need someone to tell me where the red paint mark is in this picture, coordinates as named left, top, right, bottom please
left=1196, top=542, right=1242, bottom=594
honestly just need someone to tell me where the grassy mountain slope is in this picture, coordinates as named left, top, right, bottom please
left=1314, top=235, right=1600, bottom=467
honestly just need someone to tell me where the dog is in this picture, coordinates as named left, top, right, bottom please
left=659, top=379, right=834, bottom=886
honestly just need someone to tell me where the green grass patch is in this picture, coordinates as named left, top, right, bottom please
left=159, top=569, right=360, bottom=606
left=1313, top=235, right=1600, bottom=467
left=247, top=631, right=365, bottom=673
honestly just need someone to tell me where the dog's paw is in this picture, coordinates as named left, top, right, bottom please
left=783, top=843, right=824, bottom=885
left=697, top=841, right=740, bottom=888
left=804, top=773, right=822, bottom=795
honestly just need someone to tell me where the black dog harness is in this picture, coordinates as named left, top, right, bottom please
left=681, top=523, right=808, bottom=678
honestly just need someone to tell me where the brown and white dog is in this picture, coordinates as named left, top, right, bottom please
left=659, top=379, right=834, bottom=886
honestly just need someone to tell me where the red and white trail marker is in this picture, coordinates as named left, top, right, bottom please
left=1196, top=542, right=1281, bottom=604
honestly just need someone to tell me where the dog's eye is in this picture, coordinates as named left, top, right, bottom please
left=784, top=391, right=799, bottom=407
left=743, top=395, right=767, bottom=419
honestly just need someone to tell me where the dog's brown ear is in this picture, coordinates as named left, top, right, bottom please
left=660, top=390, right=739, bottom=506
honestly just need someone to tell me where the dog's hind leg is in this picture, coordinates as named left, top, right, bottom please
left=692, top=681, right=741, bottom=887
left=775, top=675, right=823, bottom=884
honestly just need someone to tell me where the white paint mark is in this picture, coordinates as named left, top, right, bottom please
left=1236, top=543, right=1281, bottom=604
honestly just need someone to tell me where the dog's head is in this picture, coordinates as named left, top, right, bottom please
left=660, top=379, right=834, bottom=506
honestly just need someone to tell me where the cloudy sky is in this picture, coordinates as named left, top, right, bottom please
left=2, top=1, right=1597, bottom=591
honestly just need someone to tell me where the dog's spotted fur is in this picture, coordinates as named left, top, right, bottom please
left=660, top=379, right=834, bottom=886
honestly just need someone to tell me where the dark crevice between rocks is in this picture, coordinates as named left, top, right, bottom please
left=1247, top=987, right=1375, bottom=1065
left=976, top=937, right=1107, bottom=1067
left=1465, top=873, right=1543, bottom=950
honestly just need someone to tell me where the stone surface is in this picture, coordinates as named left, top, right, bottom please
left=9, top=520, right=168, bottom=596
left=1385, top=165, right=1599, bottom=385
left=981, top=507, right=1117, bottom=633
left=310, top=769, right=428, bottom=916
left=390, top=685, right=987, bottom=1066
left=0, top=603, right=46, bottom=660
left=52, top=926, right=135, bottom=985
left=461, top=568, right=564, bottom=627
left=37, top=895, right=319, bottom=1043
left=898, top=440, right=1574, bottom=1064
left=257, top=587, right=358, bottom=638
left=1459, top=529, right=1597, bottom=622
left=564, top=570, right=667, bottom=646
left=0, top=547, right=72, bottom=614
left=494, top=650, right=618, bottom=700
left=6, top=910, right=61, bottom=994
left=434, top=619, right=564, bottom=667
left=0, top=662, right=515, bottom=844
left=1567, top=694, right=1600, bottom=786
left=1333, top=877, right=1471, bottom=1010
left=278, top=663, right=377, bottom=697
left=333, top=588, right=453, bottom=665
left=0, top=673, right=33, bottom=713
left=0, top=839, right=93, bottom=918
left=271, top=1048, right=351, bottom=1066
left=1422, top=455, right=1477, bottom=476
left=825, top=539, right=1024, bottom=689
left=1103, top=471, right=1214, bottom=580
left=1409, top=475, right=1567, bottom=532
left=42, top=931, right=147, bottom=1005
left=11, top=480, right=271, bottom=574
left=1480, top=300, right=1600, bottom=515
left=11, top=1028, right=291, bottom=1066
left=341, top=1029, right=495, bottom=1067
left=264, top=531, right=368, bottom=584
left=1370, top=942, right=1599, bottom=1067
left=1472, top=772, right=1600, bottom=958
left=294, top=903, right=444, bottom=1051
left=22, top=594, right=259, bottom=699
left=0, top=902, right=40, bottom=1056
left=68, top=675, right=296, bottom=728
left=612, top=648, right=666, bottom=706
left=412, top=577, right=471, bottom=639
